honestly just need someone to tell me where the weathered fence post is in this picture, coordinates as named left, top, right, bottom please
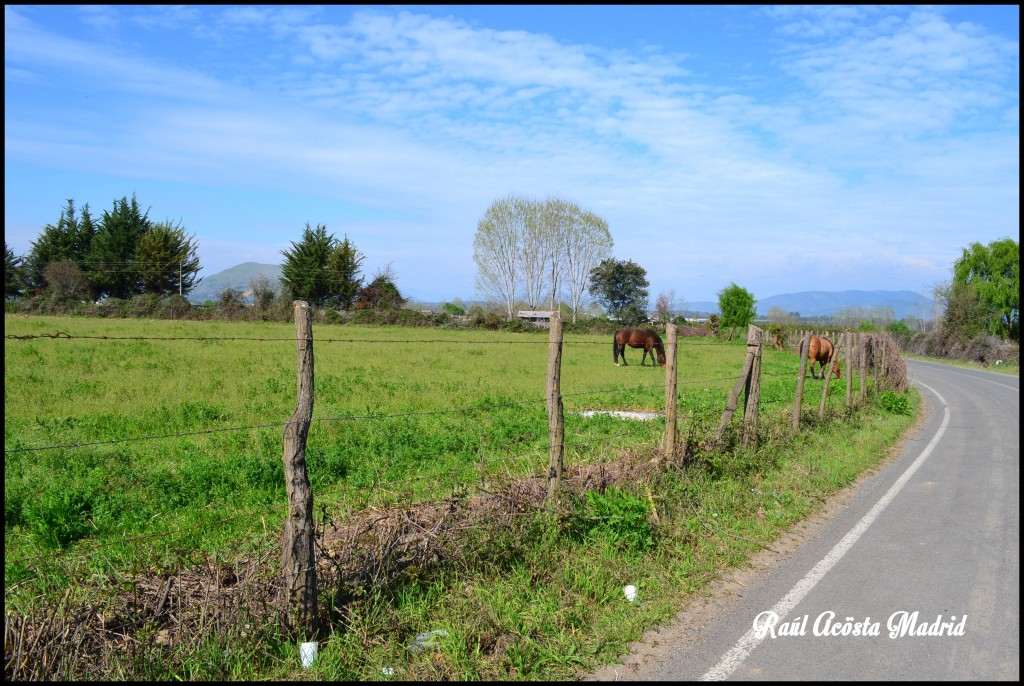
left=859, top=333, right=868, bottom=403
left=819, top=332, right=841, bottom=417
left=545, top=312, right=564, bottom=511
left=845, top=332, right=854, bottom=411
left=715, top=326, right=757, bottom=445
left=792, top=330, right=810, bottom=431
left=872, top=335, right=879, bottom=395
left=879, top=334, right=887, bottom=392
left=281, top=301, right=319, bottom=639
left=742, top=325, right=762, bottom=448
left=662, top=322, right=678, bottom=460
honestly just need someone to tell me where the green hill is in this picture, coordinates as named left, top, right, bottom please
left=187, top=263, right=282, bottom=304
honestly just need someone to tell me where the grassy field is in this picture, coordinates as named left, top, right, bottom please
left=4, top=314, right=918, bottom=680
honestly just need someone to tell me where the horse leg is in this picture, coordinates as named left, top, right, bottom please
left=641, top=347, right=648, bottom=366
left=615, top=341, right=627, bottom=366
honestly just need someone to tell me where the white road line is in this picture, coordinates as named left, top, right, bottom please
left=701, top=380, right=951, bottom=681
left=908, top=361, right=1019, bottom=391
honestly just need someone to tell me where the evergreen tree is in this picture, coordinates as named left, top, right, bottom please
left=330, top=235, right=365, bottom=310
left=135, top=219, right=202, bottom=296
left=89, top=194, right=152, bottom=299
left=5, top=242, right=26, bottom=299
left=25, top=198, right=94, bottom=293
left=281, top=223, right=365, bottom=308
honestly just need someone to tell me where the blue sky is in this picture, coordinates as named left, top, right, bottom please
left=5, top=5, right=1019, bottom=305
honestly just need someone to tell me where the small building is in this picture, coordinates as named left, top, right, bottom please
left=517, top=310, right=558, bottom=327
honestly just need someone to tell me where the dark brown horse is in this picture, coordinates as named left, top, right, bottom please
left=613, top=327, right=666, bottom=367
left=798, top=334, right=841, bottom=379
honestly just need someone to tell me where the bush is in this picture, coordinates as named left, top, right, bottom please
left=887, top=320, right=912, bottom=335
left=130, top=293, right=163, bottom=318
left=441, top=302, right=465, bottom=315
left=878, top=390, right=911, bottom=416
left=95, top=297, right=131, bottom=318
left=161, top=294, right=192, bottom=319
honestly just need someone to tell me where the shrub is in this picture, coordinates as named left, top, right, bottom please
left=878, top=390, right=911, bottom=416
left=130, top=293, right=163, bottom=318
left=161, top=294, right=192, bottom=320
left=441, top=302, right=465, bottom=315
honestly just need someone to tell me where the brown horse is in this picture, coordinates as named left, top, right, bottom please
left=798, top=335, right=841, bottom=379
left=614, top=327, right=666, bottom=367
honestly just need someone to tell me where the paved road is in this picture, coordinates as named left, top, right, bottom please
left=586, top=360, right=1019, bottom=681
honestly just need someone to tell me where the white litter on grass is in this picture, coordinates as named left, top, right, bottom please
left=577, top=410, right=662, bottom=421
left=624, top=585, right=638, bottom=602
left=382, top=667, right=395, bottom=677
left=299, top=641, right=318, bottom=669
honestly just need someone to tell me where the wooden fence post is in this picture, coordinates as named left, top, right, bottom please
left=662, top=322, right=678, bottom=460
left=715, top=326, right=757, bottom=445
left=859, top=333, right=868, bottom=403
left=879, top=334, right=887, bottom=391
left=742, top=325, right=762, bottom=448
left=281, top=301, right=319, bottom=639
left=819, top=332, right=841, bottom=417
left=872, top=335, right=879, bottom=394
left=545, top=312, right=564, bottom=511
left=845, top=332, right=854, bottom=411
left=793, top=330, right=810, bottom=431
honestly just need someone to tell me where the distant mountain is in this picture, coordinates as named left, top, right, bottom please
left=188, top=262, right=282, bottom=304
left=685, top=290, right=933, bottom=320
left=189, top=265, right=934, bottom=322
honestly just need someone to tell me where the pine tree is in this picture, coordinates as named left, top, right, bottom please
left=5, top=242, right=26, bottom=299
left=89, top=194, right=152, bottom=299
left=25, top=198, right=92, bottom=293
left=281, top=223, right=364, bottom=308
left=135, top=220, right=202, bottom=296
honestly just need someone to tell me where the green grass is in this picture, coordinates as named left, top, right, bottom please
left=4, top=314, right=918, bottom=680
left=902, top=352, right=1019, bottom=375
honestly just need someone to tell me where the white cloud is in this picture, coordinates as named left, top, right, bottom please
left=4, top=6, right=1017, bottom=302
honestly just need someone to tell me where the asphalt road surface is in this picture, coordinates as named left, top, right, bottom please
left=586, top=359, right=1019, bottom=681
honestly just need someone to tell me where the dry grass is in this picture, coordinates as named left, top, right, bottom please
left=5, top=450, right=662, bottom=681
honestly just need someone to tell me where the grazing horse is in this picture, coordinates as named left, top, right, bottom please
left=798, top=335, right=841, bottom=379
left=613, top=327, right=667, bottom=367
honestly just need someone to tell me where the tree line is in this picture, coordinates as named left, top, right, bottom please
left=7, top=194, right=1015, bottom=349
left=6, top=196, right=201, bottom=303
left=3, top=197, right=400, bottom=312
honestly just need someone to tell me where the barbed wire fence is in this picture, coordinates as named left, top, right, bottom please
left=4, top=307, right=905, bottom=679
